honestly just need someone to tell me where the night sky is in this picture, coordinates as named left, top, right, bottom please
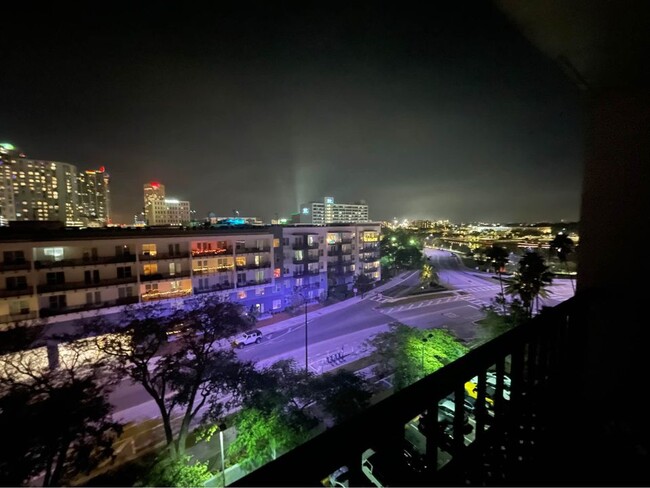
left=0, top=1, right=583, bottom=224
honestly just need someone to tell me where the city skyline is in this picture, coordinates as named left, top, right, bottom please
left=0, top=1, right=583, bottom=224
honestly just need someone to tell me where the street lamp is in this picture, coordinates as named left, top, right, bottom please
left=420, top=333, right=434, bottom=377
left=217, top=422, right=227, bottom=486
left=297, top=290, right=309, bottom=374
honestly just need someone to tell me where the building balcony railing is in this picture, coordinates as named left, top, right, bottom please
left=236, top=278, right=272, bottom=288
left=362, top=266, right=379, bottom=273
left=138, top=251, right=190, bottom=261
left=192, top=266, right=234, bottom=275
left=0, top=286, right=34, bottom=298
left=295, top=269, right=321, bottom=277
left=34, top=255, right=136, bottom=269
left=39, top=296, right=139, bottom=317
left=139, top=270, right=192, bottom=282
left=37, top=276, right=138, bottom=293
left=234, top=295, right=578, bottom=487
left=191, top=248, right=232, bottom=257
left=235, top=246, right=271, bottom=254
left=0, top=260, right=31, bottom=272
left=0, top=310, right=37, bottom=324
left=236, top=262, right=272, bottom=271
left=360, top=256, right=380, bottom=263
left=328, top=247, right=353, bottom=256
left=292, top=242, right=320, bottom=250
left=141, top=288, right=192, bottom=302
left=193, top=283, right=235, bottom=295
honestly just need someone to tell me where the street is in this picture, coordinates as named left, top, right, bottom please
left=108, top=248, right=574, bottom=421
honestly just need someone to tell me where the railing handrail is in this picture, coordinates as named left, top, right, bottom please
left=233, top=295, right=578, bottom=486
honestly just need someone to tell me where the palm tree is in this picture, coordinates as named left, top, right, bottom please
left=420, top=263, right=440, bottom=287
left=549, top=232, right=576, bottom=293
left=485, top=244, right=509, bottom=313
left=505, top=250, right=553, bottom=317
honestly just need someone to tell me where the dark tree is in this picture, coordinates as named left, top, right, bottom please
left=87, top=296, right=254, bottom=459
left=0, top=345, right=121, bottom=486
left=485, top=244, right=510, bottom=313
left=311, top=370, right=373, bottom=424
left=505, top=250, right=553, bottom=317
left=549, top=232, right=576, bottom=292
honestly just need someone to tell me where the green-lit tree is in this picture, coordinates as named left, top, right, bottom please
left=419, top=263, right=440, bottom=287
left=86, top=296, right=254, bottom=460
left=549, top=232, right=576, bottom=292
left=485, top=244, right=509, bottom=313
left=138, top=455, right=212, bottom=487
left=367, top=323, right=468, bottom=390
left=228, top=407, right=312, bottom=470
left=505, top=250, right=553, bottom=317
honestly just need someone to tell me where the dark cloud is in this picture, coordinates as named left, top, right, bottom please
left=0, top=1, right=582, bottom=223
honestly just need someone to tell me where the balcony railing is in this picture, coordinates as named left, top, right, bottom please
left=193, top=283, right=235, bottom=295
left=39, top=296, right=139, bottom=317
left=234, top=296, right=577, bottom=487
left=0, top=260, right=31, bottom=272
left=191, top=248, right=232, bottom=257
left=141, top=288, right=192, bottom=302
left=292, top=242, right=320, bottom=250
left=36, top=276, right=138, bottom=293
left=34, top=255, right=136, bottom=269
left=236, top=262, right=272, bottom=271
left=236, top=279, right=272, bottom=288
left=139, top=270, right=192, bottom=282
left=235, top=246, right=271, bottom=254
left=138, top=251, right=190, bottom=261
left=0, top=286, right=34, bottom=298
left=360, top=255, right=380, bottom=263
left=362, top=266, right=379, bottom=273
left=192, top=266, right=234, bottom=275
left=0, top=311, right=37, bottom=324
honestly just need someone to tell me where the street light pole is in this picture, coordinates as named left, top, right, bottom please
left=218, top=423, right=226, bottom=486
left=304, top=293, right=309, bottom=375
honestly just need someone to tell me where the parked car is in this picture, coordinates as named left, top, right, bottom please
left=231, top=329, right=263, bottom=349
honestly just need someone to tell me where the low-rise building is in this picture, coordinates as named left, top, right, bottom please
left=0, top=222, right=381, bottom=328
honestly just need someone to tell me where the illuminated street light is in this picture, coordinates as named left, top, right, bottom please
left=420, top=332, right=434, bottom=377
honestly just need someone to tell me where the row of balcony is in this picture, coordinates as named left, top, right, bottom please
left=140, top=270, right=192, bottom=282
left=0, top=260, right=32, bottom=272
left=39, top=296, right=139, bottom=317
left=32, top=255, right=137, bottom=269
left=0, top=286, right=34, bottom=298
left=37, top=276, right=139, bottom=293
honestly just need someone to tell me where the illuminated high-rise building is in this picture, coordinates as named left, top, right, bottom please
left=0, top=143, right=111, bottom=226
left=143, top=181, right=191, bottom=226
left=295, top=196, right=369, bottom=225
left=0, top=143, right=78, bottom=225
left=77, top=166, right=111, bottom=226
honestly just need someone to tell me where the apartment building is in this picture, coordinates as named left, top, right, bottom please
left=279, top=223, right=381, bottom=301
left=0, top=225, right=281, bottom=328
left=0, top=222, right=381, bottom=328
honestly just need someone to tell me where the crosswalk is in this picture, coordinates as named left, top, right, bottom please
left=461, top=285, right=499, bottom=293
left=378, top=293, right=494, bottom=314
